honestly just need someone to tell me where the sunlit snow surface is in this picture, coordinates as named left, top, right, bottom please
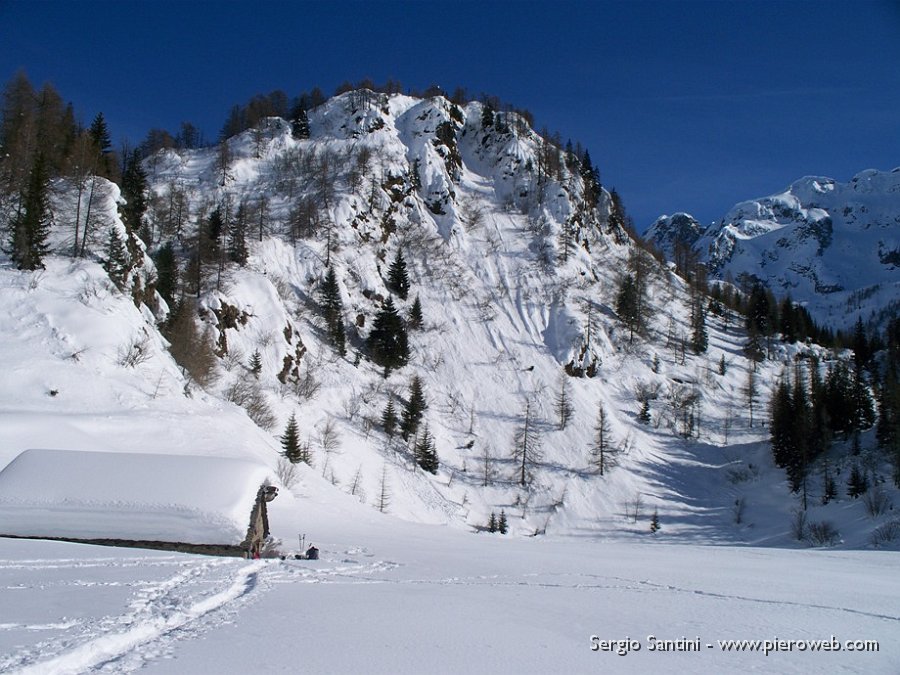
left=1, top=524, right=898, bottom=674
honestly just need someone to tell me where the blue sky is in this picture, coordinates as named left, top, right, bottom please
left=2, top=0, right=899, bottom=229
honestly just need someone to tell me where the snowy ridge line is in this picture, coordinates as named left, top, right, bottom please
left=7, top=560, right=264, bottom=675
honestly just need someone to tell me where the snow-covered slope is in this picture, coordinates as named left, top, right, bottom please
left=1, top=526, right=897, bottom=674
left=137, top=91, right=784, bottom=540
left=0, top=90, right=896, bottom=554
left=646, top=169, right=900, bottom=329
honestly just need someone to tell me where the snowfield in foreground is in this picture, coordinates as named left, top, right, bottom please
left=0, top=440, right=894, bottom=674
left=1, top=503, right=898, bottom=675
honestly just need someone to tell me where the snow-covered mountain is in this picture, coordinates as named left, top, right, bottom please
left=1, top=90, right=895, bottom=552
left=644, top=212, right=704, bottom=262
left=646, top=169, right=900, bottom=330
left=3, top=88, right=900, bottom=673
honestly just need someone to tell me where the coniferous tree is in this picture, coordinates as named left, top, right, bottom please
left=88, top=112, right=111, bottom=155
left=1, top=72, right=40, bottom=194
left=227, top=201, right=249, bottom=266
left=408, top=294, right=424, bottom=330
left=788, top=366, right=813, bottom=499
left=202, top=207, right=224, bottom=264
left=400, top=375, right=427, bottom=440
left=377, top=464, right=391, bottom=513
left=743, top=325, right=766, bottom=363
left=415, top=423, right=439, bottom=474
left=152, top=241, right=178, bottom=308
left=249, top=349, right=262, bottom=378
left=381, top=397, right=398, bottom=438
left=615, top=273, right=639, bottom=341
left=320, top=266, right=346, bottom=356
left=779, top=296, right=797, bottom=343
left=498, top=510, right=508, bottom=534
left=746, top=283, right=774, bottom=336
left=690, top=296, right=708, bottom=354
left=650, top=508, right=661, bottom=534
left=7, top=152, right=51, bottom=270
left=281, top=412, right=303, bottom=464
left=120, top=149, right=148, bottom=237
left=164, top=299, right=217, bottom=387
left=487, top=511, right=497, bottom=532
left=743, top=367, right=758, bottom=427
left=290, top=106, right=310, bottom=140
left=851, top=363, right=875, bottom=432
left=367, top=296, right=409, bottom=375
left=825, top=361, right=854, bottom=436
left=481, top=104, right=494, bottom=129
left=480, top=444, right=496, bottom=487
left=102, top=226, right=131, bottom=290
left=1, top=74, right=80, bottom=193
left=579, top=149, right=601, bottom=209
left=851, top=317, right=870, bottom=371
left=847, top=464, right=868, bottom=498
left=607, top=188, right=632, bottom=237
left=637, top=399, right=651, bottom=425
left=591, top=402, right=616, bottom=475
left=88, top=112, right=116, bottom=180
left=386, top=249, right=410, bottom=299
left=513, top=398, right=542, bottom=486
left=770, top=376, right=795, bottom=469
left=808, top=358, right=831, bottom=458
left=821, top=460, right=837, bottom=505
left=877, top=322, right=900, bottom=484
left=554, top=373, right=574, bottom=430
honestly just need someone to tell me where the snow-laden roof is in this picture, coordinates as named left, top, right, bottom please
left=0, top=449, right=273, bottom=545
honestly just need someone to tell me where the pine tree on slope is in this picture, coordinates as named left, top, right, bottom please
left=367, top=296, right=409, bottom=376
left=281, top=412, right=303, bottom=464
left=386, top=249, right=410, bottom=299
left=408, top=294, right=424, bottom=330
left=320, top=266, right=347, bottom=356
left=6, top=152, right=51, bottom=270
left=415, top=423, right=439, bottom=474
left=381, top=397, right=398, bottom=438
left=400, top=375, right=427, bottom=441
left=102, top=226, right=131, bottom=290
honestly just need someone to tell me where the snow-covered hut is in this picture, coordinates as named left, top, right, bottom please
left=0, top=449, right=277, bottom=556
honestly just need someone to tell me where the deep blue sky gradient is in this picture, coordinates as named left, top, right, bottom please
left=2, top=0, right=899, bottom=229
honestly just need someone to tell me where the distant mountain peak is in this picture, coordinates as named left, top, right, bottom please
left=646, top=168, right=900, bottom=329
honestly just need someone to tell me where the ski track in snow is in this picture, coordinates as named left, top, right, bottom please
left=2, top=557, right=258, bottom=675
left=1, top=551, right=402, bottom=675
left=3, top=543, right=899, bottom=673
